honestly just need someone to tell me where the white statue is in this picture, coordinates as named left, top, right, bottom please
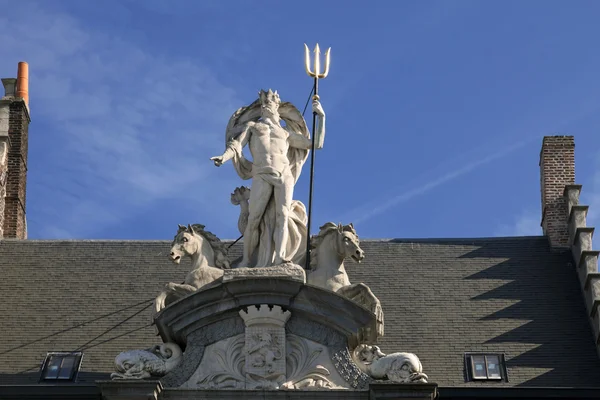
left=230, top=186, right=307, bottom=267
left=352, top=344, right=428, bottom=383
left=154, top=224, right=229, bottom=313
left=211, top=89, right=325, bottom=268
left=111, top=343, right=183, bottom=379
left=307, top=222, right=384, bottom=339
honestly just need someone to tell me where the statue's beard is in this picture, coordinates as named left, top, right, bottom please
left=261, top=106, right=280, bottom=120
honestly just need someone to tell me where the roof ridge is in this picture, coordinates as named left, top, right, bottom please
left=0, top=235, right=545, bottom=244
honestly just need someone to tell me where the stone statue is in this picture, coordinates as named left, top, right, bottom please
left=111, top=343, right=183, bottom=379
left=352, top=345, right=428, bottom=383
left=230, top=186, right=308, bottom=267
left=307, top=222, right=384, bottom=340
left=154, top=224, right=229, bottom=313
left=211, top=89, right=325, bottom=268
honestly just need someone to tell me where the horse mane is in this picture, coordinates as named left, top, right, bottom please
left=176, top=224, right=230, bottom=269
left=309, top=222, right=358, bottom=270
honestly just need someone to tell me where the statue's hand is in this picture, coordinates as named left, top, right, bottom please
left=312, top=99, right=325, bottom=117
left=210, top=155, right=224, bottom=167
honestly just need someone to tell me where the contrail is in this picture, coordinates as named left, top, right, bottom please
left=352, top=139, right=532, bottom=224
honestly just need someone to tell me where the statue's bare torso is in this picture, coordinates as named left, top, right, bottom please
left=247, top=119, right=290, bottom=172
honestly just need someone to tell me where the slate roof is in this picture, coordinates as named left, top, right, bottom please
left=1, top=236, right=600, bottom=387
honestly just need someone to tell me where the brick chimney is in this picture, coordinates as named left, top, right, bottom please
left=0, top=62, right=30, bottom=239
left=540, top=135, right=575, bottom=248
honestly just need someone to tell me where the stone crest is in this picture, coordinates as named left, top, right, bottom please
left=240, top=305, right=290, bottom=388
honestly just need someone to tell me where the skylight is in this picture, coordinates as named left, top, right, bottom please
left=39, top=352, right=83, bottom=382
left=464, top=353, right=507, bottom=382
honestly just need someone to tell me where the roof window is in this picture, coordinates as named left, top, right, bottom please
left=464, top=353, right=507, bottom=382
left=39, top=351, right=83, bottom=382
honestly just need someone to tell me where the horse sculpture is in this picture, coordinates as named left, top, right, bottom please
left=154, top=224, right=230, bottom=313
left=230, top=186, right=307, bottom=267
left=307, top=222, right=384, bottom=341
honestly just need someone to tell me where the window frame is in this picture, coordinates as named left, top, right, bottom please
left=464, top=352, right=507, bottom=382
left=39, top=351, right=84, bottom=383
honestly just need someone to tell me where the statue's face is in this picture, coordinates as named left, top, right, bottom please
left=339, top=231, right=364, bottom=262
left=170, top=231, right=196, bottom=263
left=259, top=90, right=280, bottom=116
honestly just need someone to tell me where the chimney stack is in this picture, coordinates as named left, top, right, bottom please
left=540, top=135, right=575, bottom=248
left=0, top=62, right=30, bottom=239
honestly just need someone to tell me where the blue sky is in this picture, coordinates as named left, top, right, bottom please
left=2, top=0, right=600, bottom=240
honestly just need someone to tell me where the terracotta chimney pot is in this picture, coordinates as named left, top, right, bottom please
left=16, top=61, right=28, bottom=105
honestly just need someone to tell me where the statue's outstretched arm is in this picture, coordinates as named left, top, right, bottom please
left=211, top=122, right=253, bottom=167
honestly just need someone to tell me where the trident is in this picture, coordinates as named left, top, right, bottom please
left=303, top=43, right=331, bottom=269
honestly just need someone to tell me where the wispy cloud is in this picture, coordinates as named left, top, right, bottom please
left=347, top=140, right=531, bottom=225
left=496, top=210, right=542, bottom=237
left=0, top=1, right=240, bottom=238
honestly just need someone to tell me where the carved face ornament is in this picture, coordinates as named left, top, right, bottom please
left=356, top=344, right=379, bottom=364
left=230, top=186, right=250, bottom=206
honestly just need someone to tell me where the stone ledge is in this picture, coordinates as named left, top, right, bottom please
left=161, top=388, right=367, bottom=399
left=369, top=382, right=438, bottom=400
left=223, top=263, right=305, bottom=284
left=578, top=251, right=600, bottom=288
left=97, top=380, right=162, bottom=400
left=563, top=184, right=583, bottom=198
left=154, top=278, right=377, bottom=349
left=568, top=205, right=589, bottom=225
left=585, top=273, right=600, bottom=318
left=568, top=205, right=589, bottom=246
left=574, top=227, right=595, bottom=247
left=584, top=270, right=600, bottom=290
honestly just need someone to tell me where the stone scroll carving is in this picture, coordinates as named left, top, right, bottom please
left=180, top=333, right=349, bottom=390
left=281, top=335, right=346, bottom=390
left=186, top=334, right=247, bottom=389
left=111, top=343, right=183, bottom=380
left=178, top=307, right=351, bottom=390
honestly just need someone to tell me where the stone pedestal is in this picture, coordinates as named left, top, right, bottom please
left=107, top=266, right=431, bottom=396
left=151, top=266, right=375, bottom=390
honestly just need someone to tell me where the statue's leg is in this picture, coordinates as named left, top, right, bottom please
left=240, top=176, right=273, bottom=268
left=155, top=283, right=198, bottom=312
left=154, top=291, right=167, bottom=313
left=165, top=282, right=198, bottom=299
left=273, top=173, right=293, bottom=264
left=338, top=283, right=385, bottom=338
